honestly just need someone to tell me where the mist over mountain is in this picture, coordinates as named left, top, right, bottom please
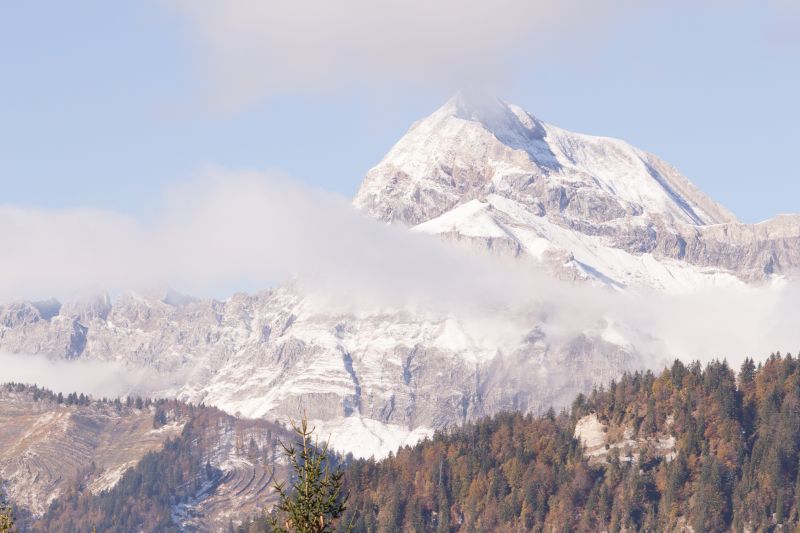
left=2, top=94, right=800, bottom=461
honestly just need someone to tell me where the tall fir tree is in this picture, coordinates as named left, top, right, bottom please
left=269, top=416, right=353, bottom=533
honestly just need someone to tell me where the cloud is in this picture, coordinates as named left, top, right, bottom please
left=620, top=283, right=800, bottom=369
left=766, top=0, right=800, bottom=47
left=0, top=206, right=147, bottom=302
left=0, top=352, right=162, bottom=398
left=165, top=0, right=647, bottom=111
left=2, top=171, right=799, bottom=376
left=0, top=171, right=545, bottom=312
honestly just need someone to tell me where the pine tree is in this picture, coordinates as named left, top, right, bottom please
left=269, top=416, right=353, bottom=533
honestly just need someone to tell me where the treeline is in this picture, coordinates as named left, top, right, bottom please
left=13, top=354, right=800, bottom=531
left=3, top=382, right=192, bottom=430
left=0, top=496, right=15, bottom=533
left=3, top=382, right=154, bottom=410
left=333, top=354, right=800, bottom=532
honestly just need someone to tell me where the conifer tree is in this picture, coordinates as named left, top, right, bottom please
left=269, top=416, right=352, bottom=533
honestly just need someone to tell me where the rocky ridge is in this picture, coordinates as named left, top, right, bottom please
left=1, top=94, right=799, bottom=460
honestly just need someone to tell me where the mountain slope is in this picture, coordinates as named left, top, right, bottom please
left=0, top=384, right=291, bottom=531
left=334, top=354, right=800, bottom=532
left=1, top=94, right=799, bottom=461
left=354, top=92, right=737, bottom=228
left=0, top=287, right=640, bottom=461
left=356, top=93, right=799, bottom=287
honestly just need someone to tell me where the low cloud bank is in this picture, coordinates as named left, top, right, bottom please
left=0, top=171, right=798, bottom=396
left=0, top=171, right=548, bottom=311
left=619, top=283, right=800, bottom=370
left=0, top=352, right=161, bottom=399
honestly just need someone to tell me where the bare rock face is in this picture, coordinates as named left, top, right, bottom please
left=0, top=302, right=88, bottom=359
left=2, top=93, right=799, bottom=461
left=0, top=286, right=642, bottom=461
left=678, top=217, right=800, bottom=280
left=574, top=413, right=677, bottom=465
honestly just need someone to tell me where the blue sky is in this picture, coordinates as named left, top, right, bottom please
left=2, top=1, right=798, bottom=223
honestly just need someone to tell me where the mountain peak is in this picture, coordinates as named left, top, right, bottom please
left=442, top=90, right=507, bottom=118
left=354, top=95, right=737, bottom=228
left=434, top=91, right=544, bottom=142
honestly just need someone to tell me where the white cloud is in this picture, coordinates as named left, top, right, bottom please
left=0, top=171, right=541, bottom=310
left=620, top=283, right=800, bottom=369
left=166, top=0, right=647, bottom=111
left=0, top=352, right=160, bottom=398
left=0, top=206, right=149, bottom=301
left=1, top=171, right=798, bottom=374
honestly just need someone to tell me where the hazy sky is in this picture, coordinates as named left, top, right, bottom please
left=2, top=1, right=798, bottom=223
left=2, top=1, right=800, bottom=383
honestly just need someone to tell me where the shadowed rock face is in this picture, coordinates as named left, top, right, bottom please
left=674, top=217, right=800, bottom=280
left=0, top=303, right=90, bottom=359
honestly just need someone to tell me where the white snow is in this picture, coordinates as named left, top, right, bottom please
left=414, top=199, right=508, bottom=238
left=416, top=194, right=746, bottom=294
left=356, top=93, right=737, bottom=227
left=310, top=416, right=433, bottom=459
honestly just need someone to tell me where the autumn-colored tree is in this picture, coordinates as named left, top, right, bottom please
left=0, top=500, right=15, bottom=533
left=19, top=355, right=800, bottom=532
left=332, top=356, right=800, bottom=531
left=270, top=416, right=352, bottom=533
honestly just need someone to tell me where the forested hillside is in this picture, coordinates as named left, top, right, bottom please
left=9, top=353, right=800, bottom=532
left=0, top=384, right=291, bottom=532
left=332, top=354, right=800, bottom=532
left=33, top=409, right=220, bottom=532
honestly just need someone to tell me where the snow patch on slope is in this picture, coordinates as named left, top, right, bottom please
left=311, top=416, right=433, bottom=459
left=415, top=194, right=746, bottom=294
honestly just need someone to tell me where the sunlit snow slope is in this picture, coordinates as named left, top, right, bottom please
left=3, top=93, right=800, bottom=459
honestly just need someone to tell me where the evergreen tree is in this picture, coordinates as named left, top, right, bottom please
left=269, top=416, right=353, bottom=533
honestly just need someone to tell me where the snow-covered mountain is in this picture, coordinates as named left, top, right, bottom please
left=356, top=92, right=799, bottom=290
left=3, top=94, right=799, bottom=459
left=356, top=91, right=737, bottom=228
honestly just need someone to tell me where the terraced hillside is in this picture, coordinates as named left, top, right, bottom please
left=0, top=384, right=294, bottom=532
left=0, top=386, right=188, bottom=520
left=169, top=411, right=290, bottom=531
